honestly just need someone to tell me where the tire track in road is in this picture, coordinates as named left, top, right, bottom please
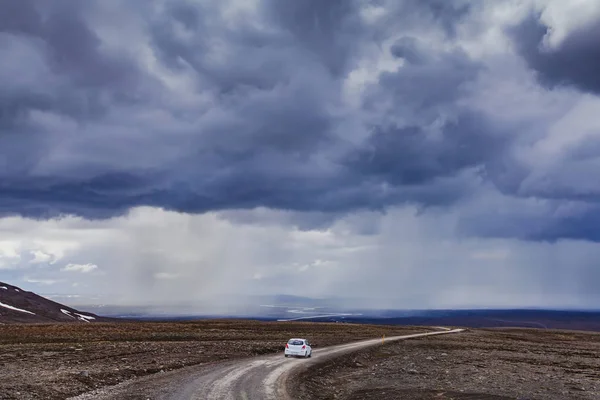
left=68, top=328, right=465, bottom=400
left=204, top=360, right=266, bottom=400
left=190, top=328, right=465, bottom=400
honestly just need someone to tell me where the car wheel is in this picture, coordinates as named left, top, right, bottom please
left=285, top=354, right=289, bottom=358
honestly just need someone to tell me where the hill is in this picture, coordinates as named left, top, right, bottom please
left=0, top=281, right=109, bottom=324
left=334, top=309, right=600, bottom=332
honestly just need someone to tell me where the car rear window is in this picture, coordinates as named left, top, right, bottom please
left=288, top=340, right=304, bottom=345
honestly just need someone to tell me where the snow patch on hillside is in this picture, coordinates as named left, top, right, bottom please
left=61, top=309, right=95, bottom=322
left=0, top=301, right=35, bottom=315
left=75, top=313, right=95, bottom=322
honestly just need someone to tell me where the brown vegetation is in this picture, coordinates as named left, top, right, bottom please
left=0, top=320, right=422, bottom=399
left=289, top=328, right=600, bottom=399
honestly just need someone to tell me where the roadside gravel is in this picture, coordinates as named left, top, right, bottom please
left=289, top=328, right=600, bottom=399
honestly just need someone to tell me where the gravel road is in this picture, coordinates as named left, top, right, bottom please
left=69, top=328, right=464, bottom=400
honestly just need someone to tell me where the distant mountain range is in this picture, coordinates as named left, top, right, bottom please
left=72, top=294, right=600, bottom=332
left=334, top=309, right=600, bottom=332
left=0, top=282, right=110, bottom=324
left=5, top=286, right=600, bottom=332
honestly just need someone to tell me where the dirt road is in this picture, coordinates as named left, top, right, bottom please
left=0, top=320, right=426, bottom=399
left=70, top=328, right=463, bottom=400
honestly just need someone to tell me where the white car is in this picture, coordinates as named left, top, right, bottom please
left=284, top=338, right=312, bottom=358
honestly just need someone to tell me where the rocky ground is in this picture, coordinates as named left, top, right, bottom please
left=289, top=328, right=600, bottom=399
left=0, top=320, right=423, bottom=399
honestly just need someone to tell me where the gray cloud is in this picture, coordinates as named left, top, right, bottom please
left=365, top=35, right=484, bottom=122
left=457, top=190, right=600, bottom=243
left=6, top=1, right=600, bottom=310
left=511, top=13, right=600, bottom=94
left=346, top=112, right=499, bottom=186
left=372, top=0, right=473, bottom=40
left=260, top=0, right=365, bottom=77
left=2, top=0, right=600, bottom=246
left=0, top=0, right=492, bottom=222
left=0, top=0, right=144, bottom=117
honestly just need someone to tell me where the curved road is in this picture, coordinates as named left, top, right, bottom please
left=71, top=328, right=464, bottom=400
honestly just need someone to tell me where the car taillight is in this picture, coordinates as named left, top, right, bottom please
left=286, top=344, right=289, bottom=348
left=302, top=345, right=306, bottom=349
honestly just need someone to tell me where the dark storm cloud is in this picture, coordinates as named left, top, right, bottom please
left=0, top=0, right=498, bottom=222
left=459, top=197, right=600, bottom=243
left=261, top=0, right=365, bottom=76
left=408, top=0, right=472, bottom=38
left=367, top=35, right=483, bottom=119
left=0, top=0, right=138, bottom=89
left=346, top=35, right=496, bottom=203
left=148, top=0, right=363, bottom=97
left=0, top=0, right=153, bottom=134
left=511, top=13, right=600, bottom=95
left=532, top=208, right=600, bottom=243
left=472, top=144, right=600, bottom=243
left=345, top=112, right=499, bottom=186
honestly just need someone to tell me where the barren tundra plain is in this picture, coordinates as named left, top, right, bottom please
left=0, top=321, right=599, bottom=399
left=289, top=327, right=600, bottom=400
left=0, top=320, right=424, bottom=399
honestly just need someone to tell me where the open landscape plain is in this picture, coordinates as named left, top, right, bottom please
left=290, top=327, right=600, bottom=400
left=0, top=320, right=425, bottom=399
left=0, top=320, right=599, bottom=399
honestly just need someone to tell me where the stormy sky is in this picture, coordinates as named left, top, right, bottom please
left=1, top=0, right=600, bottom=310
